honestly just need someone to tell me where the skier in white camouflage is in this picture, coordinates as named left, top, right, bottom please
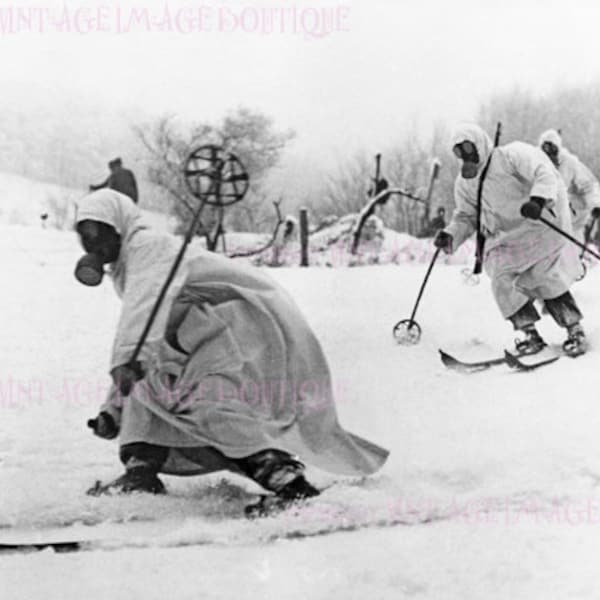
left=434, top=123, right=587, bottom=357
left=538, top=128, right=600, bottom=245
left=74, top=189, right=388, bottom=516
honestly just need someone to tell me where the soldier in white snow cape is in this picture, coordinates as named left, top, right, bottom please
left=538, top=128, right=600, bottom=244
left=75, top=190, right=388, bottom=514
left=434, top=123, right=587, bottom=357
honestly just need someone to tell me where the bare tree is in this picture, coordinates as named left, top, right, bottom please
left=134, top=107, right=295, bottom=235
left=477, top=83, right=600, bottom=177
left=313, top=124, right=455, bottom=237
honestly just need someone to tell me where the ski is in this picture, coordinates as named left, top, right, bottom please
left=502, top=350, right=560, bottom=371
left=0, top=540, right=83, bottom=553
left=0, top=510, right=446, bottom=554
left=439, top=349, right=560, bottom=373
left=439, top=349, right=507, bottom=373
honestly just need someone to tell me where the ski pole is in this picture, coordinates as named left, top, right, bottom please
left=127, top=180, right=216, bottom=368
left=393, top=247, right=441, bottom=345
left=473, top=122, right=502, bottom=276
left=538, top=216, right=600, bottom=261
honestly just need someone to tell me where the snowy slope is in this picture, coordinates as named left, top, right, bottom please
left=0, top=172, right=77, bottom=228
left=1, top=225, right=600, bottom=598
left=0, top=171, right=178, bottom=233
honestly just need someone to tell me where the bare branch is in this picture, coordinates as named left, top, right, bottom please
left=227, top=200, right=285, bottom=258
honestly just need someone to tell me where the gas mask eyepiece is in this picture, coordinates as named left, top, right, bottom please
left=541, top=141, right=560, bottom=167
left=453, top=140, right=480, bottom=179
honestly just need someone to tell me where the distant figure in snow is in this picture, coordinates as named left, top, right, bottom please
left=270, top=216, right=299, bottom=266
left=538, top=129, right=600, bottom=245
left=90, top=157, right=139, bottom=204
left=434, top=123, right=587, bottom=357
left=282, top=215, right=299, bottom=242
left=423, top=206, right=446, bottom=237
left=362, top=215, right=384, bottom=241
left=75, top=190, right=388, bottom=516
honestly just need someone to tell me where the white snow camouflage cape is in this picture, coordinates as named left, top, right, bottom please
left=538, top=128, right=600, bottom=235
left=446, top=123, right=580, bottom=319
left=76, top=190, right=389, bottom=476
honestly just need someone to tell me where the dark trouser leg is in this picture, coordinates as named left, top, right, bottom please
left=87, top=443, right=169, bottom=496
left=119, top=442, right=169, bottom=473
left=235, top=449, right=320, bottom=517
left=508, top=300, right=540, bottom=331
left=543, top=291, right=583, bottom=328
left=232, top=449, right=306, bottom=493
left=509, top=301, right=546, bottom=355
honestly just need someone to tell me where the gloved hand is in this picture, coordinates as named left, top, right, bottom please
left=433, top=230, right=453, bottom=254
left=591, top=207, right=600, bottom=220
left=87, top=411, right=119, bottom=439
left=520, top=196, right=546, bottom=220
left=110, top=361, right=144, bottom=397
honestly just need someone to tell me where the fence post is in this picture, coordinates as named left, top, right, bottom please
left=424, top=159, right=441, bottom=221
left=299, top=207, right=309, bottom=267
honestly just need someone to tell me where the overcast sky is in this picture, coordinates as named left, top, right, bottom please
left=3, top=0, right=600, bottom=177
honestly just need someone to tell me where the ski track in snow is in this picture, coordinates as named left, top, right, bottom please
left=2, top=225, right=600, bottom=598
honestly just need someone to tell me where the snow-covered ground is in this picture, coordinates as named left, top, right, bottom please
left=0, top=171, right=77, bottom=229
left=2, top=224, right=600, bottom=599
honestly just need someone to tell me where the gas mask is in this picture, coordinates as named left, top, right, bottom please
left=453, top=140, right=480, bottom=179
left=541, top=141, right=560, bottom=168
left=75, top=252, right=105, bottom=286
left=75, top=220, right=121, bottom=286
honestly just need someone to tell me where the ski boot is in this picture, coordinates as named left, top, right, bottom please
left=514, top=325, right=547, bottom=356
left=244, top=475, right=320, bottom=518
left=87, top=466, right=166, bottom=496
left=563, top=323, right=587, bottom=358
